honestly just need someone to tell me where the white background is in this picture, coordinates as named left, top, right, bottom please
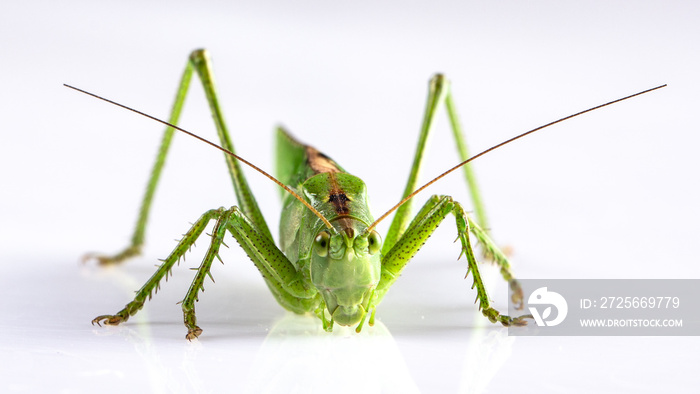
left=2, top=1, right=699, bottom=392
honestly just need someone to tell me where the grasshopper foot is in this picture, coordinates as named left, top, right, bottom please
left=186, top=326, right=203, bottom=341
left=82, top=245, right=142, bottom=266
left=507, top=314, right=532, bottom=327
left=92, top=314, right=126, bottom=326
left=482, top=307, right=532, bottom=327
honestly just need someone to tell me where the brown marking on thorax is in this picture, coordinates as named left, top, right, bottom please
left=328, top=188, right=351, bottom=215
left=306, top=146, right=341, bottom=174
left=306, top=146, right=354, bottom=231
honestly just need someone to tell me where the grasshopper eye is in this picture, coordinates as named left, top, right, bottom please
left=314, top=231, right=331, bottom=257
left=367, top=230, right=382, bottom=255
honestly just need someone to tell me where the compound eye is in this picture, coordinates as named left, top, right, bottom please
left=367, top=230, right=382, bottom=255
left=314, top=231, right=331, bottom=257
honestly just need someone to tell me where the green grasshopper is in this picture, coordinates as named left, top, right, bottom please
left=68, top=49, right=664, bottom=340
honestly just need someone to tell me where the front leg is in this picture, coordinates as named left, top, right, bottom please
left=182, top=206, right=319, bottom=340
left=93, top=206, right=319, bottom=340
left=466, top=216, right=524, bottom=309
left=376, top=195, right=530, bottom=326
left=92, top=208, right=224, bottom=327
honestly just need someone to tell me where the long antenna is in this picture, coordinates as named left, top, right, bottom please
left=365, top=84, right=667, bottom=233
left=64, top=83, right=335, bottom=230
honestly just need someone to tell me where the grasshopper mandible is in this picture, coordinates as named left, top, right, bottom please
left=67, top=49, right=664, bottom=340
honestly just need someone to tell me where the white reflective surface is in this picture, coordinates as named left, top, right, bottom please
left=2, top=1, right=700, bottom=392
left=2, top=256, right=698, bottom=392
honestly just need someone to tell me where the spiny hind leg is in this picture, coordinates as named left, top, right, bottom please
left=84, top=57, right=196, bottom=266
left=86, top=49, right=272, bottom=266
left=382, top=74, right=490, bottom=256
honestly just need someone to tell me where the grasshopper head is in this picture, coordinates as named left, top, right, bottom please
left=310, top=222, right=382, bottom=327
